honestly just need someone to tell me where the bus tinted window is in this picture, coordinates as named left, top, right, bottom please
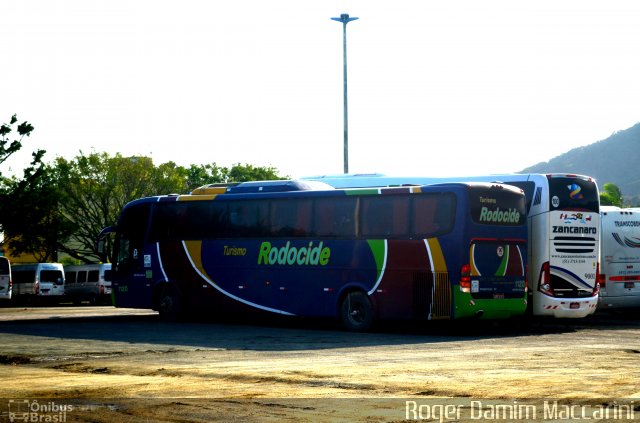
left=469, top=186, right=526, bottom=226
left=313, top=197, right=357, bottom=238
left=228, top=200, right=269, bottom=237
left=548, top=176, right=599, bottom=212
left=152, top=201, right=228, bottom=241
left=412, top=193, right=455, bottom=237
left=502, top=181, right=535, bottom=213
left=360, top=196, right=409, bottom=238
left=269, top=199, right=313, bottom=237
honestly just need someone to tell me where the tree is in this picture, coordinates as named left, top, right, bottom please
left=0, top=114, right=36, bottom=173
left=54, top=152, right=190, bottom=263
left=0, top=165, right=70, bottom=261
left=185, top=162, right=286, bottom=191
left=600, top=183, right=624, bottom=207
left=0, top=114, right=52, bottom=260
left=227, top=163, right=286, bottom=182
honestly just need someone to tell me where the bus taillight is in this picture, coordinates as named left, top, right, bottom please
left=34, top=280, right=39, bottom=295
left=460, top=264, right=471, bottom=293
left=593, top=263, right=602, bottom=296
left=538, top=261, right=553, bottom=296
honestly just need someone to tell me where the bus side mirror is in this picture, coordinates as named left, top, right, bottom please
left=97, top=238, right=106, bottom=254
left=97, top=226, right=116, bottom=254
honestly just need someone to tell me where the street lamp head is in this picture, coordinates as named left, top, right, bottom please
left=331, top=13, right=359, bottom=24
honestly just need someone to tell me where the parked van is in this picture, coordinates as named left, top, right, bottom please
left=11, top=263, right=65, bottom=303
left=64, top=263, right=112, bottom=305
left=598, top=206, right=640, bottom=309
left=0, top=257, right=11, bottom=301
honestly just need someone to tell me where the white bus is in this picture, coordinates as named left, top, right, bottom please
left=305, top=173, right=601, bottom=318
left=0, top=257, right=11, bottom=301
left=598, top=206, right=640, bottom=309
left=11, top=263, right=66, bottom=303
left=64, top=263, right=112, bottom=305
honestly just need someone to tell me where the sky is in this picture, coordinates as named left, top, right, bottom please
left=2, top=1, right=640, bottom=179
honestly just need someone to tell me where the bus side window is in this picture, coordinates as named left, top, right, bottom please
left=361, top=196, right=409, bottom=238
left=314, top=197, right=356, bottom=238
left=269, top=199, right=312, bottom=237
left=413, top=194, right=455, bottom=238
left=228, top=201, right=269, bottom=237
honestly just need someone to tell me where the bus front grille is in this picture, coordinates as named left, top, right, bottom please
left=553, top=236, right=596, bottom=254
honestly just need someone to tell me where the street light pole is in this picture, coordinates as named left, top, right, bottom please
left=331, top=13, right=358, bottom=174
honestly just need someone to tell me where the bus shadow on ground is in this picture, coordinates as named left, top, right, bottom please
left=1, top=309, right=630, bottom=352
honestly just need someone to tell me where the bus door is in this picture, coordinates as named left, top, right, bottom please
left=113, top=203, right=153, bottom=308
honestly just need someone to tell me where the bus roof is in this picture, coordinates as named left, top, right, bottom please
left=302, top=173, right=596, bottom=189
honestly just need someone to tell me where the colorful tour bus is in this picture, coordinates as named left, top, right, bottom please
left=98, top=180, right=528, bottom=330
left=598, top=206, right=640, bottom=309
left=305, top=173, right=601, bottom=318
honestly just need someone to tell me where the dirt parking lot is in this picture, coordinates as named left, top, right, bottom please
left=0, top=306, right=639, bottom=422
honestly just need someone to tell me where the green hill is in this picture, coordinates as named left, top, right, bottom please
left=521, top=122, right=640, bottom=205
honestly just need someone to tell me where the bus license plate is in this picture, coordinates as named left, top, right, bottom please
left=493, top=293, right=504, bottom=299
left=570, top=302, right=580, bottom=309
left=624, top=282, right=635, bottom=289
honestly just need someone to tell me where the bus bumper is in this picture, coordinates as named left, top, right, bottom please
left=453, top=291, right=528, bottom=320
left=597, top=295, right=640, bottom=310
left=533, top=295, right=598, bottom=318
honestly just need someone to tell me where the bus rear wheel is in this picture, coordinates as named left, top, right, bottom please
left=158, top=285, right=183, bottom=321
left=340, top=291, right=374, bottom=332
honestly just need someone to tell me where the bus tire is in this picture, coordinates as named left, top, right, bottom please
left=157, top=285, right=183, bottom=321
left=340, top=291, right=374, bottom=332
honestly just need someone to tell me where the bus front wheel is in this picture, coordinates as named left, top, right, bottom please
left=158, top=285, right=183, bottom=321
left=340, top=291, right=374, bottom=332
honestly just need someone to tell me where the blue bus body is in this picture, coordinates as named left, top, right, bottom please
left=105, top=182, right=528, bottom=329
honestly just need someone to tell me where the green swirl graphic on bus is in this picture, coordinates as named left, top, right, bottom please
left=258, top=241, right=331, bottom=266
left=479, top=207, right=521, bottom=224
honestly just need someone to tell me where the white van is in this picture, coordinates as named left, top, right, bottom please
left=64, top=263, right=112, bottom=305
left=598, top=206, right=640, bottom=309
left=11, top=263, right=65, bottom=303
left=0, top=257, right=11, bottom=301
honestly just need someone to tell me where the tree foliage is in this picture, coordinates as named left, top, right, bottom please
left=2, top=114, right=288, bottom=263
left=1, top=165, right=70, bottom=261
left=0, top=114, right=52, bottom=260
left=600, top=182, right=624, bottom=207
left=54, top=153, right=189, bottom=262
left=185, top=163, right=286, bottom=191
left=53, top=153, right=286, bottom=263
left=0, top=114, right=36, bottom=172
